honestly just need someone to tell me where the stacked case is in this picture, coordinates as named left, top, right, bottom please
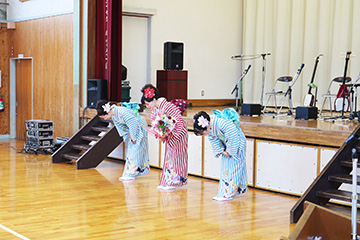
left=24, top=120, right=54, bottom=152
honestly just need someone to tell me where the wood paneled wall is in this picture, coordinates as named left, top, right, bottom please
left=8, top=14, right=74, bottom=138
left=0, top=23, right=11, bottom=135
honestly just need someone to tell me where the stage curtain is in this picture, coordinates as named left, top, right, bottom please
left=242, top=0, right=360, bottom=109
left=95, top=0, right=122, bottom=102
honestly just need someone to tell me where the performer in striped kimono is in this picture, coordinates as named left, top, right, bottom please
left=193, top=109, right=247, bottom=201
left=141, top=84, right=188, bottom=190
left=96, top=100, right=150, bottom=181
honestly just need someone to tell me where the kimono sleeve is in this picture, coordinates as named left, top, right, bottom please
left=208, top=134, right=226, bottom=158
left=121, top=109, right=144, bottom=145
left=221, top=119, right=245, bottom=161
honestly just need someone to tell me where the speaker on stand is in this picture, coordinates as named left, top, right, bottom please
left=164, top=42, right=184, bottom=70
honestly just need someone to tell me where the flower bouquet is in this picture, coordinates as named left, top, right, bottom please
left=149, top=113, right=175, bottom=140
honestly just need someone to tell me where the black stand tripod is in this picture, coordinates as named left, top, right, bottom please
left=231, top=65, right=251, bottom=111
left=277, top=64, right=305, bottom=115
left=348, top=72, right=360, bottom=120
left=231, top=65, right=252, bottom=111
left=260, top=53, right=271, bottom=108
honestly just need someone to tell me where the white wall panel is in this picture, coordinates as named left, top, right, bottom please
left=148, top=134, right=160, bottom=167
left=123, top=0, right=243, bottom=100
left=108, top=142, right=125, bottom=160
left=203, top=137, right=221, bottom=179
left=122, top=15, right=149, bottom=103
left=188, top=134, right=202, bottom=175
left=246, top=139, right=254, bottom=186
left=7, top=0, right=73, bottom=21
left=160, top=141, right=165, bottom=168
left=319, top=148, right=337, bottom=173
left=256, top=141, right=317, bottom=195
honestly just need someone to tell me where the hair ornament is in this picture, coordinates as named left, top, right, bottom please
left=144, top=87, right=155, bottom=98
left=197, top=116, right=209, bottom=128
left=102, top=103, right=112, bottom=113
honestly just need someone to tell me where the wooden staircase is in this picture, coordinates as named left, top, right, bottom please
left=290, top=124, right=360, bottom=223
left=52, top=115, right=123, bottom=169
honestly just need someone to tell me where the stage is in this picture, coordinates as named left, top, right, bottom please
left=140, top=106, right=359, bottom=148
left=82, top=105, right=359, bottom=196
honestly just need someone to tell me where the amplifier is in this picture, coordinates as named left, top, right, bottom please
left=240, top=104, right=262, bottom=116
left=27, top=129, right=54, bottom=138
left=295, top=107, right=318, bottom=120
left=26, top=120, right=53, bottom=130
left=25, top=120, right=54, bottom=152
left=25, top=136, right=55, bottom=150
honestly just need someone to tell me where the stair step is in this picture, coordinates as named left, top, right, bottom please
left=91, top=126, right=110, bottom=133
left=329, top=175, right=360, bottom=185
left=340, top=160, right=360, bottom=168
left=100, top=118, right=112, bottom=123
left=81, top=135, right=101, bottom=142
left=62, top=153, right=82, bottom=161
left=316, top=189, right=360, bottom=203
left=72, top=144, right=91, bottom=151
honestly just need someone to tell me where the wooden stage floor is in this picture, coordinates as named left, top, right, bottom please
left=82, top=104, right=360, bottom=147
left=142, top=106, right=359, bottom=148
left=0, top=139, right=297, bottom=239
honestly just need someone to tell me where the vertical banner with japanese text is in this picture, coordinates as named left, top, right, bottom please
left=95, top=0, right=122, bottom=102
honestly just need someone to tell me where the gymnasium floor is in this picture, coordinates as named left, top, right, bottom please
left=0, top=138, right=297, bottom=240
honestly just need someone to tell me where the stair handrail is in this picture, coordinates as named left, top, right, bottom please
left=351, top=147, right=359, bottom=240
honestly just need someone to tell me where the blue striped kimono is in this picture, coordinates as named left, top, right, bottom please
left=112, top=106, right=150, bottom=178
left=207, top=116, right=248, bottom=199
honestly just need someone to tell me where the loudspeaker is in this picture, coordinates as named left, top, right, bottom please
left=241, top=104, right=262, bottom=116
left=87, top=79, right=108, bottom=108
left=295, top=106, right=318, bottom=120
left=164, top=42, right=184, bottom=70
left=122, top=65, right=127, bottom=80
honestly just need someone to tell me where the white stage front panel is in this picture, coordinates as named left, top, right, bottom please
left=256, top=141, right=317, bottom=195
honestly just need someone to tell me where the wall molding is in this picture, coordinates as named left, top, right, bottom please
left=188, top=99, right=236, bottom=107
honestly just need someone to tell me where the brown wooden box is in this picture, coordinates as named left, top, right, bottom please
left=156, top=70, right=188, bottom=101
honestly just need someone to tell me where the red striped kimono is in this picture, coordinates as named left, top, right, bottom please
left=151, top=98, right=188, bottom=187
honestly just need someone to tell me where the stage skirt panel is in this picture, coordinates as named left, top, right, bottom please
left=112, top=107, right=150, bottom=178
left=208, top=117, right=247, bottom=198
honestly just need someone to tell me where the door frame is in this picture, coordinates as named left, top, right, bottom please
left=9, top=57, right=33, bottom=138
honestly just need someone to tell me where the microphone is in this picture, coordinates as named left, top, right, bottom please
left=231, top=54, right=244, bottom=59
left=299, top=63, right=305, bottom=72
left=244, top=64, right=251, bottom=74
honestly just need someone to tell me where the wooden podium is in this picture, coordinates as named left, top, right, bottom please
left=156, top=70, right=188, bottom=100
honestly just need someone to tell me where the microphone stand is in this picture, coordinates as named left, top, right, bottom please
left=231, top=65, right=252, bottom=112
left=348, top=72, right=360, bottom=120
left=351, top=147, right=359, bottom=240
left=279, top=64, right=305, bottom=115
left=260, top=53, right=271, bottom=108
left=231, top=53, right=270, bottom=110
